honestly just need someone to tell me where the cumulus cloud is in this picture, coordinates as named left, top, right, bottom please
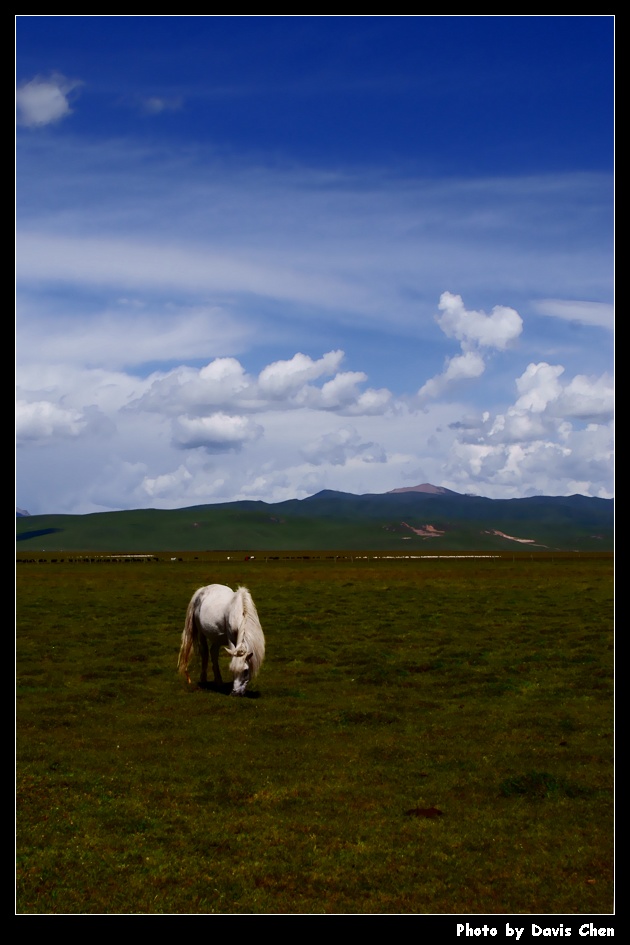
left=135, top=358, right=254, bottom=417
left=418, top=351, right=485, bottom=401
left=85, top=452, right=240, bottom=511
left=171, top=413, right=263, bottom=452
left=418, top=293, right=523, bottom=405
left=15, top=122, right=613, bottom=512
left=238, top=472, right=291, bottom=498
left=446, top=424, right=613, bottom=500
left=302, top=427, right=386, bottom=466
left=443, top=362, right=614, bottom=497
left=134, top=351, right=392, bottom=417
left=16, top=73, right=82, bottom=127
left=510, top=362, right=614, bottom=423
left=555, top=373, right=614, bottom=421
left=301, top=371, right=367, bottom=409
left=342, top=386, right=393, bottom=416
left=436, top=291, right=523, bottom=350
left=16, top=399, right=112, bottom=444
left=533, top=299, right=614, bottom=330
left=200, top=358, right=249, bottom=386
left=469, top=362, right=612, bottom=445
left=258, top=351, right=344, bottom=398
left=141, top=465, right=193, bottom=498
left=514, top=362, right=565, bottom=413
left=16, top=399, right=85, bottom=442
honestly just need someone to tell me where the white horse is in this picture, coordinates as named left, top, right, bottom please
left=178, top=584, right=265, bottom=696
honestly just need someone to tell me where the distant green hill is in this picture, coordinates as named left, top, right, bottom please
left=15, top=490, right=614, bottom=553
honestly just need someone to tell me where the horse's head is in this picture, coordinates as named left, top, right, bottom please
left=224, top=643, right=254, bottom=696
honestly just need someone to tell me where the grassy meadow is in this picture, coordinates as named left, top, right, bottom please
left=16, top=552, right=614, bottom=914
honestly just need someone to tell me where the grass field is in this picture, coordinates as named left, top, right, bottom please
left=16, top=553, right=614, bottom=914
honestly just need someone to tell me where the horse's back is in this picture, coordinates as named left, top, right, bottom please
left=195, top=584, right=238, bottom=639
left=197, top=583, right=235, bottom=600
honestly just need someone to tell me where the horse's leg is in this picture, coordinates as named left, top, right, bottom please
left=199, top=634, right=209, bottom=685
left=211, top=642, right=223, bottom=685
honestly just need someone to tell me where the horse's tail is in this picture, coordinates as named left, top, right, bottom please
left=178, top=589, right=201, bottom=682
left=235, top=586, right=265, bottom=680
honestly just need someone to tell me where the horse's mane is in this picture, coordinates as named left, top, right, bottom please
left=232, top=586, right=265, bottom=679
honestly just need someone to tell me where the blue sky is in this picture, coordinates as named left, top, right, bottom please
left=16, top=16, right=614, bottom=514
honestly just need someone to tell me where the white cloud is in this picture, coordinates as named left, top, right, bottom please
left=417, top=293, right=523, bottom=405
left=555, top=373, right=614, bottom=421
left=16, top=73, right=82, bottom=127
left=141, top=465, right=193, bottom=499
left=533, top=299, right=614, bottom=330
left=15, top=232, right=360, bottom=314
left=443, top=362, right=614, bottom=498
left=16, top=152, right=612, bottom=345
left=171, top=413, right=263, bottom=452
left=302, top=427, right=386, bottom=466
left=436, top=291, right=523, bottom=350
left=468, top=362, right=612, bottom=445
left=444, top=352, right=486, bottom=382
left=342, top=386, right=393, bottom=416
left=133, top=352, right=393, bottom=417
left=16, top=305, right=249, bottom=371
left=15, top=125, right=613, bottom=511
left=16, top=399, right=85, bottom=442
left=419, top=351, right=485, bottom=401
left=514, top=362, right=565, bottom=413
left=511, top=362, right=614, bottom=423
left=135, top=360, right=255, bottom=417
left=17, top=364, right=146, bottom=421
left=200, top=358, right=248, bottom=385
left=301, top=371, right=368, bottom=409
left=258, top=351, right=344, bottom=398
left=16, top=399, right=112, bottom=444
left=238, top=472, right=291, bottom=498
left=15, top=338, right=614, bottom=514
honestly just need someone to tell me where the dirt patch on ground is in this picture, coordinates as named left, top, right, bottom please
left=484, top=528, right=541, bottom=545
left=401, top=521, right=445, bottom=537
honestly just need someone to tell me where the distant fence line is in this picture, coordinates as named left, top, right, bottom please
left=16, top=555, right=162, bottom=564
left=16, top=551, right=610, bottom=565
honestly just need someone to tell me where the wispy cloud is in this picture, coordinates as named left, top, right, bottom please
left=16, top=303, right=250, bottom=371
left=15, top=18, right=613, bottom=513
left=140, top=96, right=183, bottom=114
left=532, top=299, right=614, bottom=330
left=16, top=134, right=613, bottom=327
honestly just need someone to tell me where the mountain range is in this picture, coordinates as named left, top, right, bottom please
left=15, top=485, right=613, bottom=553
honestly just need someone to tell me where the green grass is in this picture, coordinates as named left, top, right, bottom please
left=16, top=555, right=614, bottom=913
